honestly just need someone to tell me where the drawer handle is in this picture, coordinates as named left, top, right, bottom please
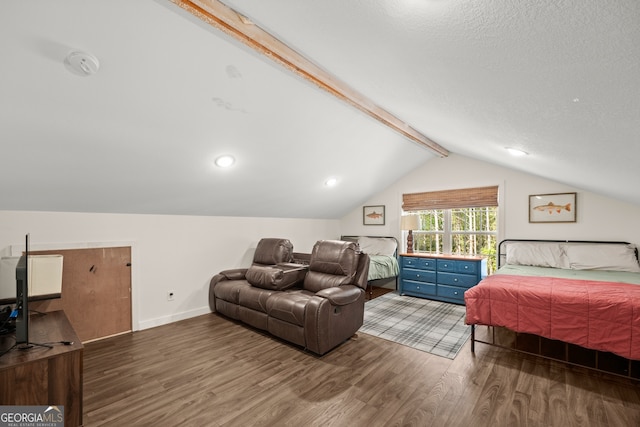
left=416, top=274, right=420, bottom=278
left=416, top=286, right=420, bottom=290
left=454, top=278, right=458, bottom=282
left=454, top=291, right=459, bottom=295
left=443, top=264, right=448, bottom=267
left=464, top=266, right=469, bottom=269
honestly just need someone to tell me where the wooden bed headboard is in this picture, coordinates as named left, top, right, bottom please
left=497, top=239, right=636, bottom=268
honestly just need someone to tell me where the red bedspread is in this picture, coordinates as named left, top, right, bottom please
left=465, top=274, right=640, bottom=360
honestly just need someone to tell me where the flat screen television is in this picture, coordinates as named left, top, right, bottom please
left=15, top=251, right=28, bottom=344
left=0, top=255, right=64, bottom=305
left=0, top=234, right=63, bottom=346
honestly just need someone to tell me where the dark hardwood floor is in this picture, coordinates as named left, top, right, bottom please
left=367, top=285, right=394, bottom=300
left=84, top=294, right=640, bottom=426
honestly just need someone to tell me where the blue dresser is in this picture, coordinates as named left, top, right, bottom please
left=399, top=254, right=487, bottom=304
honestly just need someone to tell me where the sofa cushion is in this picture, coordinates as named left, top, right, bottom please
left=266, top=290, right=315, bottom=326
left=304, top=240, right=359, bottom=292
left=238, top=285, right=275, bottom=313
left=252, top=238, right=294, bottom=265
left=308, top=240, right=358, bottom=276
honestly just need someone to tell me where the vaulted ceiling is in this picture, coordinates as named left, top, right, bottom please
left=1, top=0, right=638, bottom=218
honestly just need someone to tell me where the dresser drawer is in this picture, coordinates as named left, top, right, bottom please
left=402, top=257, right=436, bottom=270
left=402, top=280, right=436, bottom=297
left=437, top=272, right=477, bottom=288
left=402, top=268, right=436, bottom=283
left=437, top=284, right=465, bottom=302
left=436, top=259, right=478, bottom=275
left=436, top=259, right=455, bottom=272
left=454, top=261, right=478, bottom=275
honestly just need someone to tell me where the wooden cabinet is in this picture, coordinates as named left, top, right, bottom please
left=399, top=253, right=487, bottom=304
left=0, top=311, right=83, bottom=426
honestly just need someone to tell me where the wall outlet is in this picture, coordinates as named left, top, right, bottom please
left=167, top=291, right=175, bottom=301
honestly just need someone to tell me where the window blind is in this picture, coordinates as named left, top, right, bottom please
left=402, top=185, right=498, bottom=211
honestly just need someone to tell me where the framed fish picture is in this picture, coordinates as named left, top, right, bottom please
left=363, top=205, right=385, bottom=225
left=529, top=192, right=577, bottom=223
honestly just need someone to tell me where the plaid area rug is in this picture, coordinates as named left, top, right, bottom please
left=360, top=292, right=470, bottom=359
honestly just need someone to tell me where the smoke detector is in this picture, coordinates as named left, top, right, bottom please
left=64, top=51, right=100, bottom=76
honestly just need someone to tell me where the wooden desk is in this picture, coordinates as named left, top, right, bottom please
left=0, top=310, right=83, bottom=427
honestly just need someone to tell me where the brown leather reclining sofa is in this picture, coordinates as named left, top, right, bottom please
left=209, top=238, right=370, bottom=355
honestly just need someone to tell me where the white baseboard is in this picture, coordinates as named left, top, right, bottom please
left=138, top=306, right=211, bottom=330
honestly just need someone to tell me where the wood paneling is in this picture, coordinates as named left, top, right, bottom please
left=30, top=247, right=131, bottom=342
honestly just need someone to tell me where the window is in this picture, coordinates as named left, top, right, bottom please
left=402, top=186, right=499, bottom=273
left=412, top=207, right=498, bottom=273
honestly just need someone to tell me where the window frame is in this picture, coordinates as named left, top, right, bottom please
left=408, top=206, right=498, bottom=272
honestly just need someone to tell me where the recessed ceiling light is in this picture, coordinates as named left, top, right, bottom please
left=324, top=177, right=338, bottom=187
left=214, top=155, right=235, bottom=168
left=506, top=147, right=528, bottom=157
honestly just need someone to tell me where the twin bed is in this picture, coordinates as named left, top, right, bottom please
left=465, top=239, right=640, bottom=378
left=341, top=236, right=399, bottom=298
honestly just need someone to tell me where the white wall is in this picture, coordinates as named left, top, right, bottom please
left=5, top=154, right=639, bottom=332
left=340, top=153, right=640, bottom=248
left=0, top=211, right=339, bottom=330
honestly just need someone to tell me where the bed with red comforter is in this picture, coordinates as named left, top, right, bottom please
left=465, top=240, right=640, bottom=363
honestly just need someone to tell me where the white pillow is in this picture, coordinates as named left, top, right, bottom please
left=358, top=236, right=397, bottom=256
left=505, top=242, right=568, bottom=268
left=562, top=243, right=640, bottom=273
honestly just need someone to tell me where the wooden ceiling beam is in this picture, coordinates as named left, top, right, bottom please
left=170, top=0, right=449, bottom=157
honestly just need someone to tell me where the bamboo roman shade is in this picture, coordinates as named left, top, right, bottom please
left=402, top=185, right=498, bottom=211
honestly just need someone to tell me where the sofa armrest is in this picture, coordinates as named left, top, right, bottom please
left=209, top=268, right=249, bottom=313
left=219, top=268, right=249, bottom=280
left=315, top=285, right=362, bottom=306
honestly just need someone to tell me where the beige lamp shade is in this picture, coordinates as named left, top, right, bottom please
left=401, top=214, right=419, bottom=253
left=400, top=214, right=420, bottom=231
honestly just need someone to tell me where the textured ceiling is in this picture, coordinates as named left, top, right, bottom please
left=1, top=0, right=638, bottom=219
left=221, top=0, right=640, bottom=205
